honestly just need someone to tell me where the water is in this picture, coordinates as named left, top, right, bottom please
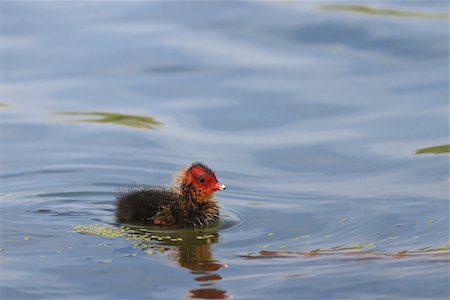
left=1, top=1, right=449, bottom=299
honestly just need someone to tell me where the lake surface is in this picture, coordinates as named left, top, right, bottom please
left=1, top=2, right=449, bottom=299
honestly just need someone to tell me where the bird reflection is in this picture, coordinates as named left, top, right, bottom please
left=75, top=223, right=230, bottom=298
left=166, top=230, right=229, bottom=299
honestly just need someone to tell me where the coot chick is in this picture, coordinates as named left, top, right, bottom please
left=116, top=162, right=226, bottom=227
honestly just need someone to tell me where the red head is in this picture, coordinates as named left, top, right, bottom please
left=181, top=162, right=225, bottom=203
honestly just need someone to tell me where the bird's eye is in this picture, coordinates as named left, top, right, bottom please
left=199, top=178, right=206, bottom=183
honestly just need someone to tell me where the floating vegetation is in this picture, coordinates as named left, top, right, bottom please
left=434, top=246, right=450, bottom=251
left=427, top=219, right=436, bottom=224
left=0, top=103, right=9, bottom=109
left=196, top=234, right=215, bottom=240
left=331, top=244, right=366, bottom=250
left=245, top=242, right=449, bottom=260
left=74, top=224, right=127, bottom=238
left=73, top=224, right=216, bottom=245
left=241, top=246, right=450, bottom=260
left=339, top=217, right=348, bottom=223
left=365, top=242, right=376, bottom=249
left=54, top=111, right=162, bottom=129
left=99, top=259, right=113, bottom=264
left=320, top=4, right=449, bottom=19
left=74, top=225, right=449, bottom=262
left=74, top=224, right=182, bottom=242
left=24, top=236, right=31, bottom=241
left=416, top=144, right=450, bottom=155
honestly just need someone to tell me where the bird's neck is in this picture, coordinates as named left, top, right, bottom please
left=179, top=182, right=213, bottom=207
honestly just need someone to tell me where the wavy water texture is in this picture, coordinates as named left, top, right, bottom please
left=1, top=1, right=448, bottom=299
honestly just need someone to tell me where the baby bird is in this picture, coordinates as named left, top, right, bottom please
left=116, top=162, right=226, bottom=227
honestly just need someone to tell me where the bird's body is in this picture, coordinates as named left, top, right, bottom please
left=115, top=163, right=225, bottom=228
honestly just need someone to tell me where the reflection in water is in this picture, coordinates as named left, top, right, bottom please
left=54, top=111, right=162, bottom=129
left=74, top=224, right=229, bottom=299
left=168, top=231, right=229, bottom=299
left=320, top=4, right=449, bottom=19
left=190, top=289, right=228, bottom=299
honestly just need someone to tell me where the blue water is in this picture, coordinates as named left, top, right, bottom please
left=1, top=1, right=449, bottom=299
